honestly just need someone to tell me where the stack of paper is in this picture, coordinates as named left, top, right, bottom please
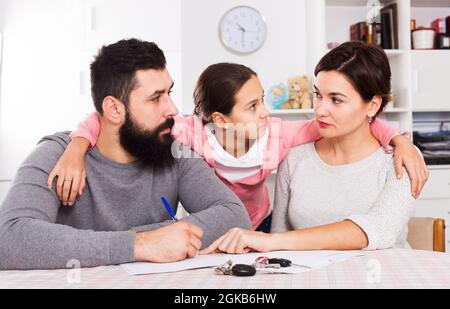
left=121, top=250, right=364, bottom=275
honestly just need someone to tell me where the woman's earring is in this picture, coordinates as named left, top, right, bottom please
left=367, top=115, right=373, bottom=124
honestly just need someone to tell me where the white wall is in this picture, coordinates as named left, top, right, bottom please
left=0, top=0, right=310, bottom=204
left=82, top=0, right=182, bottom=109
left=325, top=6, right=370, bottom=46
left=0, top=0, right=182, bottom=200
left=1, top=0, right=83, bottom=183
left=180, top=0, right=313, bottom=211
left=0, top=0, right=4, bottom=27
left=180, top=0, right=308, bottom=114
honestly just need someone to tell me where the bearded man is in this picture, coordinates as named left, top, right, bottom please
left=0, top=39, right=251, bottom=270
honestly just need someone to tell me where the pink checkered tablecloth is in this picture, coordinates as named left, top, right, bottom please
left=1, top=249, right=450, bottom=289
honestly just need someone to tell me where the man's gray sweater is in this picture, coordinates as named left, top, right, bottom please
left=0, top=133, right=251, bottom=270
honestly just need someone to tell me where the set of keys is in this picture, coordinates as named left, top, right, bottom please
left=214, top=257, right=293, bottom=277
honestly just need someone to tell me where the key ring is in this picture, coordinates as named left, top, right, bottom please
left=255, top=256, right=269, bottom=264
left=215, top=260, right=233, bottom=275
left=253, top=256, right=278, bottom=269
left=214, top=257, right=295, bottom=277
left=254, top=256, right=293, bottom=268
left=214, top=260, right=256, bottom=277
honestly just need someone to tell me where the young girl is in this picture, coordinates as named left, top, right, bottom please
left=47, top=62, right=428, bottom=232
left=201, top=42, right=420, bottom=254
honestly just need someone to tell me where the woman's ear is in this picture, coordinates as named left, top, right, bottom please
left=101, top=96, right=125, bottom=125
left=211, top=112, right=230, bottom=129
left=367, top=95, right=382, bottom=118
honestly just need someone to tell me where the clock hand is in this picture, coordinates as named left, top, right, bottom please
left=236, top=24, right=257, bottom=34
left=236, top=23, right=246, bottom=32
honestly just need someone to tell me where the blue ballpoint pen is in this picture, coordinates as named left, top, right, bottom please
left=161, top=196, right=178, bottom=221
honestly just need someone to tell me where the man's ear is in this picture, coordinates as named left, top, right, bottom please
left=101, top=96, right=125, bottom=125
left=211, top=112, right=230, bottom=129
left=368, top=95, right=382, bottom=118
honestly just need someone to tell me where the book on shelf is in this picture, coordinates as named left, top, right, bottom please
left=381, top=11, right=392, bottom=49
left=350, top=22, right=367, bottom=42
left=367, top=23, right=373, bottom=44
left=380, top=3, right=398, bottom=49
left=374, top=23, right=382, bottom=46
left=349, top=22, right=381, bottom=46
left=447, top=16, right=450, bottom=34
left=348, top=3, right=399, bottom=49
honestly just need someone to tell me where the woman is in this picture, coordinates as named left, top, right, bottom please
left=201, top=41, right=416, bottom=254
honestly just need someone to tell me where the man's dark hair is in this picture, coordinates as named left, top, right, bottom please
left=90, top=38, right=166, bottom=113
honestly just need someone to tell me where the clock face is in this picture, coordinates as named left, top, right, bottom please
left=219, top=6, right=267, bottom=54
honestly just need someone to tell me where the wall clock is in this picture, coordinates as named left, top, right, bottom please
left=218, top=6, right=267, bottom=54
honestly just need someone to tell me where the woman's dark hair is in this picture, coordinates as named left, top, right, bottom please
left=314, top=41, right=392, bottom=118
left=193, top=63, right=257, bottom=123
left=90, top=38, right=166, bottom=114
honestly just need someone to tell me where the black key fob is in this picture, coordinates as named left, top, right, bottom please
left=231, top=264, right=256, bottom=276
left=268, top=258, right=292, bottom=267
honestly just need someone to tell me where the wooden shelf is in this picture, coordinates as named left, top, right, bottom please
left=384, top=107, right=410, bottom=113
left=411, top=50, right=450, bottom=54
left=384, top=49, right=408, bottom=58
left=328, top=48, right=407, bottom=59
left=428, top=165, right=450, bottom=170
left=270, top=108, right=410, bottom=116
left=269, top=109, right=314, bottom=115
left=413, top=109, right=450, bottom=113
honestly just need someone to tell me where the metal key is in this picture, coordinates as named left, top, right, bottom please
left=253, top=262, right=281, bottom=269
left=214, top=260, right=233, bottom=275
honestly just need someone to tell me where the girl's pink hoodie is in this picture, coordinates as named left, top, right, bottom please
left=71, top=113, right=400, bottom=229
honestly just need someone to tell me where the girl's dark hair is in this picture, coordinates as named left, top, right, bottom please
left=314, top=41, right=392, bottom=118
left=193, top=63, right=257, bottom=123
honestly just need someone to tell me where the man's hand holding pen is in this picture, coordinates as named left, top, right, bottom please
left=134, top=221, right=203, bottom=263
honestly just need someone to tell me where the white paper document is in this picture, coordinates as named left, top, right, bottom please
left=121, top=250, right=364, bottom=275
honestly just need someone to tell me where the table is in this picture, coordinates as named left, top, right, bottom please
left=1, top=249, right=450, bottom=289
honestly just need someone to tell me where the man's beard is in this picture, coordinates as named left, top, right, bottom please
left=119, top=111, right=175, bottom=168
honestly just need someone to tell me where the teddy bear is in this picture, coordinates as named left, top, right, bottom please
left=281, top=75, right=313, bottom=109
